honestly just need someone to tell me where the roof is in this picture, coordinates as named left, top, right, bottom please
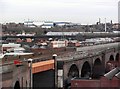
left=32, top=60, right=54, bottom=68
left=7, top=47, right=25, bottom=52
left=104, top=67, right=120, bottom=80
left=5, top=52, right=33, bottom=56
left=32, top=60, right=54, bottom=73
left=115, top=72, right=120, bottom=79
left=6, top=38, right=17, bottom=41
left=0, top=54, right=4, bottom=59
left=2, top=43, right=21, bottom=47
left=46, top=32, right=81, bottom=36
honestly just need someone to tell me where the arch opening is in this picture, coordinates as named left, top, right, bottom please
left=14, top=81, right=20, bottom=89
left=106, top=55, right=115, bottom=73
left=66, top=64, right=79, bottom=88
left=68, top=64, right=79, bottom=78
left=81, top=61, right=91, bottom=78
left=115, top=53, right=120, bottom=67
left=109, top=55, right=114, bottom=61
left=92, top=58, right=103, bottom=79
left=115, top=53, right=119, bottom=62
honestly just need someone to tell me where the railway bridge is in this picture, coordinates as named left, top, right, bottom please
left=1, top=42, right=120, bottom=89
left=55, top=42, right=120, bottom=88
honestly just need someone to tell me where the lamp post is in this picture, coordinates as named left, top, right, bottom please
left=28, top=58, right=33, bottom=89
left=52, top=54, right=57, bottom=89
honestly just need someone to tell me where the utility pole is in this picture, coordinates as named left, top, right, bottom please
left=105, top=18, right=107, bottom=32
left=27, top=19, right=29, bottom=27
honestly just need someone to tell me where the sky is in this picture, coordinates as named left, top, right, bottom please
left=0, top=0, right=120, bottom=24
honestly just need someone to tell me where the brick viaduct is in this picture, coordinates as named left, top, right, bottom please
left=55, top=42, right=120, bottom=88
left=1, top=42, right=120, bottom=89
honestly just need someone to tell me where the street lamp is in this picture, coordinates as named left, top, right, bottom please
left=52, top=54, right=57, bottom=88
left=53, top=54, right=57, bottom=60
left=28, top=58, right=33, bottom=88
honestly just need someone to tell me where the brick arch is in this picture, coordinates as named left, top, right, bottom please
left=109, top=55, right=114, bottom=61
left=93, top=56, right=102, bottom=64
left=114, top=53, right=120, bottom=67
left=14, top=81, right=20, bottom=89
left=68, top=64, right=79, bottom=78
left=115, top=53, right=119, bottom=62
left=94, top=58, right=102, bottom=65
left=105, top=55, right=115, bottom=73
left=65, top=64, right=79, bottom=88
left=92, top=58, right=103, bottom=79
left=81, top=61, right=91, bottom=78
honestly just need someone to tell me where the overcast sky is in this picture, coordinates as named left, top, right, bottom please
left=0, top=0, right=119, bottom=24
